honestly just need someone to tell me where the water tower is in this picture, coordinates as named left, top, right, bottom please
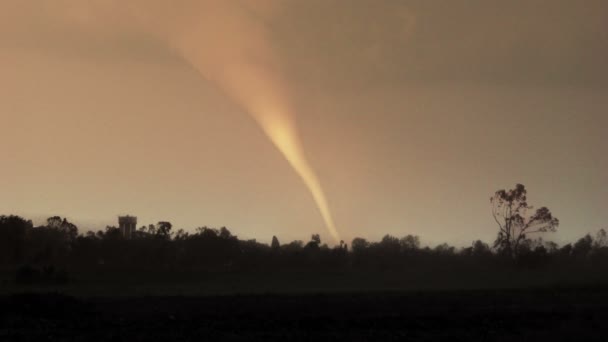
left=118, top=215, right=137, bottom=239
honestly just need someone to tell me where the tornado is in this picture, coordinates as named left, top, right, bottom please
left=131, top=1, right=342, bottom=242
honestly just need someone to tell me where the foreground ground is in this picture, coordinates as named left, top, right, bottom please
left=2, top=288, right=608, bottom=341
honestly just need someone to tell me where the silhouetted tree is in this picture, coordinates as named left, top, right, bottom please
left=558, top=243, right=573, bottom=258
left=400, top=235, right=420, bottom=252
left=174, top=229, right=189, bottom=241
left=594, top=229, right=607, bottom=249
left=471, top=240, right=492, bottom=257
left=434, top=243, right=455, bottom=255
left=305, top=234, right=321, bottom=250
left=28, top=221, right=74, bottom=265
left=351, top=238, right=369, bottom=254
left=379, top=235, right=400, bottom=254
left=0, top=215, right=32, bottom=265
left=45, top=216, right=78, bottom=242
left=591, top=229, right=608, bottom=265
left=219, top=227, right=235, bottom=240
left=7, top=203, right=608, bottom=289
left=103, top=226, right=123, bottom=240
left=283, top=240, right=304, bottom=253
left=196, top=226, right=219, bottom=238
left=271, top=236, right=281, bottom=250
left=156, top=221, right=173, bottom=240
left=544, top=240, right=559, bottom=254
left=491, top=184, right=559, bottom=256
left=572, top=234, right=593, bottom=258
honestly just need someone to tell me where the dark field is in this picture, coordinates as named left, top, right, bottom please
left=2, top=288, right=608, bottom=341
left=3, top=212, right=608, bottom=341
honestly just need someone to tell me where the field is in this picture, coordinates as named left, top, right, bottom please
left=2, top=288, right=608, bottom=341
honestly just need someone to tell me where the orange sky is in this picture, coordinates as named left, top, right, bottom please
left=1, top=1, right=607, bottom=246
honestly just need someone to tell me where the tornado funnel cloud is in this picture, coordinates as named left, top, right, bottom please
left=138, top=1, right=341, bottom=242
left=13, top=1, right=341, bottom=241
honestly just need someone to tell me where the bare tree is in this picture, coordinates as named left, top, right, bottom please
left=491, top=184, right=559, bottom=256
left=594, top=229, right=608, bottom=249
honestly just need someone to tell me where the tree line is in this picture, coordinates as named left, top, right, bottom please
left=1, top=184, right=607, bottom=282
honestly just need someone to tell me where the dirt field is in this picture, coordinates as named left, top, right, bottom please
left=2, top=289, right=608, bottom=341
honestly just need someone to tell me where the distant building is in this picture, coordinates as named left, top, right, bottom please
left=118, top=215, right=137, bottom=239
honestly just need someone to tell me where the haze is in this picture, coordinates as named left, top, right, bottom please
left=1, top=0, right=607, bottom=246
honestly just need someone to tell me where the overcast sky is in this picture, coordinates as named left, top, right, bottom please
left=1, top=1, right=607, bottom=246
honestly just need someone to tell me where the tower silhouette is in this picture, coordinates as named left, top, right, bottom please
left=118, top=215, right=137, bottom=239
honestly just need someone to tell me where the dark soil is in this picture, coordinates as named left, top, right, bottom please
left=2, top=289, right=608, bottom=341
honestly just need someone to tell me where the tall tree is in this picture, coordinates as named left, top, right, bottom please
left=0, top=215, right=33, bottom=264
left=271, top=236, right=281, bottom=250
left=490, top=184, right=559, bottom=256
left=351, top=238, right=369, bottom=254
left=46, top=216, right=79, bottom=242
left=305, top=234, right=321, bottom=250
left=594, top=229, right=608, bottom=249
left=156, top=221, right=173, bottom=240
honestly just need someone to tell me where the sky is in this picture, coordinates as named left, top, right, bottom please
left=1, top=0, right=607, bottom=246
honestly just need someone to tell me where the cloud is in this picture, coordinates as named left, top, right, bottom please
left=1, top=0, right=606, bottom=86
left=277, top=0, right=608, bottom=86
